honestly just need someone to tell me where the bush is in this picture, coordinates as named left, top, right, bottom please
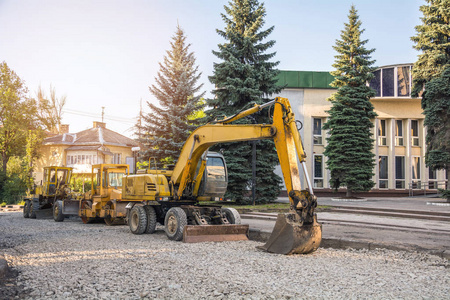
left=438, top=189, right=450, bottom=202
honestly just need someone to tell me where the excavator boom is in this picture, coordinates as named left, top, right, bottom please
left=171, top=97, right=322, bottom=254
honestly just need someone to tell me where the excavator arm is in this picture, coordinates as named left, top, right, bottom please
left=170, top=97, right=322, bottom=254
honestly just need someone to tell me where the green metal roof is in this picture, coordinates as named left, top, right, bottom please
left=276, top=70, right=336, bottom=89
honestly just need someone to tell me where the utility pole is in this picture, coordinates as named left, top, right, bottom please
left=252, top=140, right=256, bottom=206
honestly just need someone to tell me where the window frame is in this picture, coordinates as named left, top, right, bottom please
left=378, top=156, right=388, bottom=189
left=313, top=118, right=323, bottom=145
left=411, top=120, right=419, bottom=146
left=395, top=156, right=405, bottom=189
left=377, top=119, right=387, bottom=146
left=313, top=154, right=324, bottom=188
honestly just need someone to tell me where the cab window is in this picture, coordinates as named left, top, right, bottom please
left=109, top=173, right=123, bottom=188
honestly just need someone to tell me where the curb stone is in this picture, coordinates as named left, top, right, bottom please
left=248, top=229, right=449, bottom=260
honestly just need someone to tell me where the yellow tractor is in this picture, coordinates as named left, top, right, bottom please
left=23, top=166, right=73, bottom=219
left=123, top=97, right=322, bottom=254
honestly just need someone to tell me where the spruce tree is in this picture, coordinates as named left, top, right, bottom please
left=411, top=0, right=450, bottom=200
left=411, top=0, right=450, bottom=97
left=421, top=67, right=450, bottom=201
left=323, top=5, right=377, bottom=198
left=206, top=0, right=281, bottom=204
left=139, top=25, right=204, bottom=165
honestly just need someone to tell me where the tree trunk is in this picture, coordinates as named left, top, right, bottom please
left=2, top=152, right=7, bottom=174
left=446, top=166, right=450, bottom=203
left=346, top=189, right=353, bottom=198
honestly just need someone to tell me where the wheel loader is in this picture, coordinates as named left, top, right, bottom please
left=23, top=166, right=74, bottom=219
left=123, top=97, right=322, bottom=255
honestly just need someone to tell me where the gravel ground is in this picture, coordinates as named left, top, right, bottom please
left=0, top=211, right=449, bottom=300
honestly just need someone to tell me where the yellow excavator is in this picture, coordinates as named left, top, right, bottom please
left=125, top=97, right=322, bottom=255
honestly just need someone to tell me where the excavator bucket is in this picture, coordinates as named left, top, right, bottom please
left=183, top=224, right=249, bottom=243
left=259, top=213, right=322, bottom=255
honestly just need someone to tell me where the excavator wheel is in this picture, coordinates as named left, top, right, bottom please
left=222, top=207, right=241, bottom=224
left=144, top=205, right=157, bottom=234
left=260, top=213, right=322, bottom=255
left=129, top=205, right=147, bottom=235
left=164, top=207, right=187, bottom=241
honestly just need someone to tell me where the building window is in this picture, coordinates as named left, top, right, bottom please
left=395, top=156, right=405, bottom=189
left=378, top=156, right=388, bottom=189
left=429, top=168, right=437, bottom=189
left=382, top=68, right=395, bottom=97
left=411, top=157, right=421, bottom=188
left=411, top=120, right=419, bottom=146
left=395, top=120, right=404, bottom=146
left=397, top=66, right=411, bottom=97
left=313, top=155, right=324, bottom=188
left=313, top=118, right=323, bottom=145
left=113, top=153, right=122, bottom=164
left=369, top=69, right=381, bottom=97
left=378, top=119, right=387, bottom=146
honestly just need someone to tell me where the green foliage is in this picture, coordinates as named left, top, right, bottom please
left=411, top=0, right=450, bottom=97
left=70, top=177, right=92, bottom=193
left=138, top=25, right=205, bottom=164
left=0, top=61, right=39, bottom=174
left=205, top=0, right=282, bottom=204
left=439, top=188, right=450, bottom=201
left=422, top=67, right=450, bottom=171
left=0, top=156, right=29, bottom=204
left=412, top=1, right=450, bottom=198
left=0, top=202, right=6, bottom=207
left=323, top=5, right=377, bottom=197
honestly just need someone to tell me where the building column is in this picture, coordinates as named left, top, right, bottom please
left=389, top=118, right=396, bottom=190
left=406, top=119, right=412, bottom=190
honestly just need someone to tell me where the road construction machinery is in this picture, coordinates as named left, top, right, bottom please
left=54, top=164, right=130, bottom=224
left=124, top=97, right=322, bottom=254
left=54, top=153, right=228, bottom=226
left=23, top=166, right=74, bottom=219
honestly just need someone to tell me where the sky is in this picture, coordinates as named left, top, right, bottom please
left=0, top=0, right=424, bottom=137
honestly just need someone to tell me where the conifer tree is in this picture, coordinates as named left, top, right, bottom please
left=421, top=67, right=450, bottom=200
left=411, top=0, right=450, bottom=97
left=323, top=5, right=377, bottom=198
left=411, top=0, right=450, bottom=200
left=206, top=0, right=281, bottom=204
left=139, top=25, right=204, bottom=165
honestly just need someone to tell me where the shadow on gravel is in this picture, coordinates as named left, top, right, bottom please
left=0, top=265, right=24, bottom=299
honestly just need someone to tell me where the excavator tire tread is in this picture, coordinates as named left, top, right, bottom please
left=144, top=205, right=157, bottom=234
left=222, top=207, right=241, bottom=224
left=164, top=207, right=187, bottom=241
left=129, top=205, right=147, bottom=235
